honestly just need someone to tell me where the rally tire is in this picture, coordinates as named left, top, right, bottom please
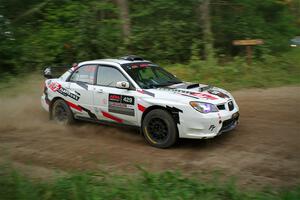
left=51, top=99, right=75, bottom=125
left=142, top=109, right=178, bottom=148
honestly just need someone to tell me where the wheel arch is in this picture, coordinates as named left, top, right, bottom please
left=141, top=105, right=181, bottom=125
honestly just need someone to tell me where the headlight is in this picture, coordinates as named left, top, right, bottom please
left=190, top=101, right=218, bottom=113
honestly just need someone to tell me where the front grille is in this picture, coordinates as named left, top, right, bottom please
left=220, top=112, right=239, bottom=132
left=228, top=101, right=234, bottom=111
left=217, top=104, right=226, bottom=110
left=222, top=118, right=235, bottom=128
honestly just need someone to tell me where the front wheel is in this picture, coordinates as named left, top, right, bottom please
left=142, top=109, right=178, bottom=148
left=51, top=99, right=74, bottom=125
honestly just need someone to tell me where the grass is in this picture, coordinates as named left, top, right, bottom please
left=0, top=166, right=300, bottom=200
left=1, top=49, right=300, bottom=93
left=165, top=48, right=300, bottom=90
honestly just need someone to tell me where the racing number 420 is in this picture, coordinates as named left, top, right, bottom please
left=121, top=96, right=134, bottom=105
left=123, top=97, right=132, bottom=104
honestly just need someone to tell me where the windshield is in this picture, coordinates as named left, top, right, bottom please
left=124, top=64, right=182, bottom=89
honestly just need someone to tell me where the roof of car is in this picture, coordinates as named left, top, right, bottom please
left=78, top=55, right=152, bottom=66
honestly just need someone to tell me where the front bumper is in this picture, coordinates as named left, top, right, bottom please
left=178, top=103, right=239, bottom=139
left=41, top=94, right=50, bottom=112
left=218, top=112, right=239, bottom=134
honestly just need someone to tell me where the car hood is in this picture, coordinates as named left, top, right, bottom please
left=145, top=82, right=233, bottom=105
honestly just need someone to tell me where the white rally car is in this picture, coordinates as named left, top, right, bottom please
left=41, top=55, right=239, bottom=148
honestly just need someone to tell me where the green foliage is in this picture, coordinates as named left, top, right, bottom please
left=130, top=0, right=199, bottom=63
left=212, top=0, right=297, bottom=56
left=18, top=0, right=123, bottom=67
left=0, top=0, right=298, bottom=78
left=165, top=48, right=300, bottom=90
left=0, top=166, right=300, bottom=200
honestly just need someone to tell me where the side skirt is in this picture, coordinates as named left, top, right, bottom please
left=75, top=116, right=140, bottom=131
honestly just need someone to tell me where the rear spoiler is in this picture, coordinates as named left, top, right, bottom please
left=43, top=66, right=70, bottom=79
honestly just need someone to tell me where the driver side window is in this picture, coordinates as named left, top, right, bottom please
left=97, top=66, right=128, bottom=87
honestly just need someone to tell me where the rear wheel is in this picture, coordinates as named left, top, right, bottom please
left=51, top=99, right=74, bottom=125
left=142, top=109, right=178, bottom=148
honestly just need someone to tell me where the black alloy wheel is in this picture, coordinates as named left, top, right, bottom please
left=142, top=109, right=178, bottom=148
left=51, top=99, right=74, bottom=125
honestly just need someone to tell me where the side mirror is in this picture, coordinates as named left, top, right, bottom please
left=43, top=67, right=53, bottom=79
left=116, top=81, right=130, bottom=89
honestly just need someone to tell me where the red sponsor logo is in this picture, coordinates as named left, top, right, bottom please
left=110, top=95, right=121, bottom=100
left=131, top=63, right=149, bottom=68
left=139, top=63, right=149, bottom=68
left=190, top=92, right=218, bottom=100
left=48, top=82, right=61, bottom=92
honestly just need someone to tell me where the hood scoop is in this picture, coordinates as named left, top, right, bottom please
left=169, top=82, right=213, bottom=92
left=186, top=83, right=200, bottom=89
left=169, top=82, right=199, bottom=89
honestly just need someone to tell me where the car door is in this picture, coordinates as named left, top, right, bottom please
left=67, top=64, right=97, bottom=119
left=92, top=65, right=138, bottom=126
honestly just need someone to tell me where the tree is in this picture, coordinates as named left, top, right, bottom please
left=116, top=0, right=131, bottom=46
left=199, top=0, right=215, bottom=63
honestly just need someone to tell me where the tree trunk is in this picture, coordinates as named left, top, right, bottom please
left=199, top=0, right=215, bottom=62
left=116, top=0, right=131, bottom=45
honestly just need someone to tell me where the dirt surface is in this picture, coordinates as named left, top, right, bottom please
left=0, top=82, right=299, bottom=187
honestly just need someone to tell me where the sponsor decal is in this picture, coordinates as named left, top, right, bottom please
left=108, top=94, right=135, bottom=116
left=109, top=94, right=121, bottom=102
left=158, top=88, right=218, bottom=100
left=65, top=100, right=98, bottom=119
left=48, top=82, right=61, bottom=92
left=122, top=95, right=134, bottom=105
left=209, top=125, right=216, bottom=131
left=101, top=111, right=123, bottom=123
left=137, top=89, right=155, bottom=97
left=190, top=92, right=218, bottom=100
left=180, top=93, right=198, bottom=99
left=131, top=63, right=149, bottom=69
left=48, top=82, right=80, bottom=101
left=57, top=87, right=80, bottom=101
